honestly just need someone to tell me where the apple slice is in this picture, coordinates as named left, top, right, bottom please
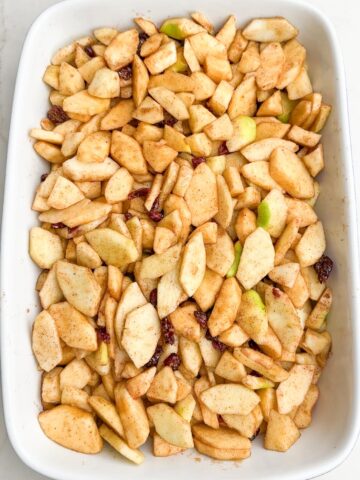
left=160, top=18, right=205, bottom=40
left=88, top=395, right=124, bottom=438
left=276, top=364, right=315, bottom=414
left=39, top=264, right=64, bottom=309
left=126, top=367, right=156, bottom=399
left=114, top=282, right=147, bottom=346
left=104, top=29, right=138, bottom=70
left=269, top=263, right=300, bottom=288
left=215, top=351, right=247, bottom=382
left=226, top=115, right=256, bottom=153
left=241, top=137, right=298, bottom=162
left=185, top=163, right=218, bottom=227
left=147, top=366, right=178, bottom=404
left=265, top=285, right=303, bottom=352
left=180, top=232, right=206, bottom=296
left=149, top=87, right=189, bottom=120
left=140, top=243, right=182, bottom=279
left=208, top=277, right=242, bottom=337
left=295, top=221, right=326, bottom=267
left=270, top=147, right=314, bottom=199
left=193, top=423, right=250, bottom=450
left=169, top=303, right=200, bottom=342
left=29, top=227, right=64, bottom=269
left=222, top=405, right=263, bottom=439
left=99, top=424, right=144, bottom=464
left=194, top=268, right=224, bottom=312
left=153, top=433, right=185, bottom=457
left=56, top=261, right=102, bottom=316
left=294, top=384, right=319, bottom=429
left=147, top=403, right=194, bottom=448
left=233, top=347, right=289, bottom=383
left=237, top=290, right=268, bottom=343
left=32, top=310, right=62, bottom=372
left=110, top=131, right=147, bottom=175
left=49, top=302, right=97, bottom=351
left=264, top=410, right=300, bottom=452
left=157, top=265, right=185, bottom=319
left=236, top=227, right=275, bottom=290
left=122, top=303, right=161, bottom=368
left=114, top=384, right=149, bottom=449
left=257, top=189, right=288, bottom=238
left=243, top=17, right=298, bottom=42
left=85, top=228, right=138, bottom=268
left=206, top=227, right=234, bottom=277
left=200, top=384, right=259, bottom=415
left=39, top=405, right=103, bottom=454
left=194, top=438, right=250, bottom=460
left=174, top=394, right=196, bottom=422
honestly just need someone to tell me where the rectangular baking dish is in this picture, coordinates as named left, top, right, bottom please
left=1, top=0, right=360, bottom=479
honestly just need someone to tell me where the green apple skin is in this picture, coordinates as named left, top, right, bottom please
left=160, top=21, right=185, bottom=40
left=257, top=201, right=271, bottom=229
left=277, top=92, right=297, bottom=123
left=226, top=115, right=257, bottom=153
left=244, top=289, right=266, bottom=314
left=226, top=241, right=242, bottom=278
left=169, top=48, right=188, bottom=73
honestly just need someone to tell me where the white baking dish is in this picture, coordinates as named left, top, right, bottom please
left=1, top=0, right=359, bottom=478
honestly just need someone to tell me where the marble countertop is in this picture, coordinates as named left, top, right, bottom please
left=1, top=0, right=360, bottom=478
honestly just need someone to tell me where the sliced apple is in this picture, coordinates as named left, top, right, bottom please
left=39, top=405, right=103, bottom=453
left=49, top=302, right=97, bottom=351
left=236, top=227, right=275, bottom=290
left=147, top=403, right=194, bottom=448
left=257, top=189, right=288, bottom=238
left=200, top=384, right=259, bottom=415
left=56, top=261, right=102, bottom=316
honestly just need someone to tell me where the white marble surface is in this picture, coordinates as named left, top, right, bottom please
left=1, top=0, right=360, bottom=478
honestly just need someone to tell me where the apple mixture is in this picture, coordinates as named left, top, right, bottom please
left=29, top=12, right=333, bottom=464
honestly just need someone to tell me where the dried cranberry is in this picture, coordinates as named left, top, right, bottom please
left=218, top=415, right=227, bottom=426
left=118, top=65, right=132, bottom=80
left=137, top=32, right=149, bottom=55
left=150, top=288, right=158, bottom=307
left=163, top=353, right=181, bottom=370
left=194, top=310, right=208, bottom=329
left=126, top=272, right=135, bottom=282
left=164, top=112, right=177, bottom=126
left=192, top=156, right=206, bottom=169
left=272, top=287, right=281, bottom=298
left=161, top=317, right=175, bottom=345
left=40, top=173, right=49, bottom=182
left=314, top=255, right=334, bottom=283
left=124, top=212, right=133, bottom=221
left=51, top=222, right=66, bottom=229
left=149, top=195, right=164, bottom=222
left=128, top=187, right=150, bottom=200
left=129, top=118, right=139, bottom=128
left=68, top=226, right=79, bottom=235
left=156, top=112, right=177, bottom=128
left=149, top=209, right=164, bottom=222
left=145, top=344, right=163, bottom=367
left=96, top=326, right=110, bottom=344
left=218, top=141, right=229, bottom=155
left=205, top=329, right=227, bottom=352
left=84, top=45, right=96, bottom=57
left=248, top=339, right=260, bottom=351
left=47, top=105, right=69, bottom=125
